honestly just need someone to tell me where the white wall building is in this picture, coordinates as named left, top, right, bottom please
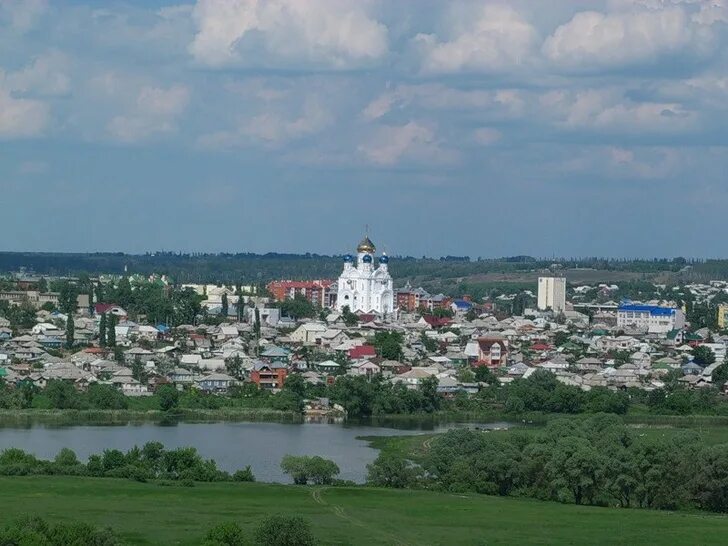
left=538, top=277, right=566, bottom=313
left=616, top=304, right=685, bottom=335
left=336, top=236, right=394, bottom=315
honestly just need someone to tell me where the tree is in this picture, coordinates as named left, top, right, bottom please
left=58, top=282, right=79, bottom=315
left=280, top=294, right=317, bottom=320
left=37, top=277, right=48, bottom=293
left=107, top=314, right=117, bottom=347
left=45, top=380, right=81, bottom=409
left=237, top=295, right=245, bottom=322
left=221, top=293, right=229, bottom=317
left=279, top=455, right=339, bottom=485
left=474, top=365, right=497, bottom=384
left=226, top=356, right=244, bottom=379
left=254, top=515, right=315, bottom=546
left=157, top=385, right=180, bottom=411
left=99, top=313, right=107, bottom=347
left=132, top=357, right=146, bottom=383
left=712, top=362, right=728, bottom=388
left=373, top=331, right=403, bottom=361
left=367, top=452, right=421, bottom=488
left=87, top=384, right=128, bottom=409
left=254, top=308, right=261, bottom=338
left=203, top=522, right=248, bottom=546
left=65, top=315, right=75, bottom=349
left=341, top=305, right=358, bottom=327
left=692, top=345, right=716, bottom=367
left=283, top=373, right=307, bottom=398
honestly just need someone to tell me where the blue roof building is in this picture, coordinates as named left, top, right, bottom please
left=617, top=303, right=685, bottom=336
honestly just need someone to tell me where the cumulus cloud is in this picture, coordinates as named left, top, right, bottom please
left=0, top=0, right=47, bottom=33
left=414, top=4, right=538, bottom=74
left=362, top=84, right=526, bottom=120
left=4, top=50, right=71, bottom=96
left=358, top=121, right=456, bottom=165
left=541, top=88, right=696, bottom=133
left=107, top=84, right=190, bottom=142
left=473, top=127, right=502, bottom=145
left=189, top=0, right=388, bottom=69
left=198, top=95, right=333, bottom=149
left=543, top=6, right=713, bottom=70
left=0, top=87, right=49, bottom=138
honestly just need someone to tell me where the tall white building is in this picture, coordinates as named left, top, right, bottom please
left=616, top=304, right=685, bottom=335
left=538, top=277, right=566, bottom=313
left=336, top=236, right=394, bottom=315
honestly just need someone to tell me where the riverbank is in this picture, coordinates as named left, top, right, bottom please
left=1, top=476, right=726, bottom=545
left=3, top=407, right=728, bottom=428
left=0, top=407, right=300, bottom=426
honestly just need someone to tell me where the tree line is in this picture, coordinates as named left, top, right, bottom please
left=367, top=414, right=728, bottom=513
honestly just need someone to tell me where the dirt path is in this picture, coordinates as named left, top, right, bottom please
left=310, top=487, right=410, bottom=546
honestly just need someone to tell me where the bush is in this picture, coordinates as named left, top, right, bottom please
left=203, top=522, right=249, bottom=545
left=233, top=466, right=255, bottom=482
left=0, top=516, right=119, bottom=546
left=54, top=448, right=80, bottom=467
left=280, top=455, right=339, bottom=485
left=254, top=515, right=316, bottom=546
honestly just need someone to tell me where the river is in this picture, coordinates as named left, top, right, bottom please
left=0, top=420, right=513, bottom=483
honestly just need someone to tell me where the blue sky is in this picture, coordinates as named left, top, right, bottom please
left=2, top=0, right=728, bottom=258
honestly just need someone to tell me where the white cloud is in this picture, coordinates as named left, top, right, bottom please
left=0, top=0, right=47, bottom=33
left=0, top=87, right=49, bottom=138
left=543, top=6, right=712, bottom=69
left=107, top=84, right=190, bottom=142
left=415, top=4, right=538, bottom=74
left=198, top=95, right=333, bottom=148
left=541, top=88, right=696, bottom=132
left=189, top=0, right=388, bottom=69
left=4, top=50, right=70, bottom=96
left=362, top=84, right=526, bottom=120
left=473, top=127, right=502, bottom=146
left=358, top=121, right=456, bottom=165
left=243, top=97, right=332, bottom=143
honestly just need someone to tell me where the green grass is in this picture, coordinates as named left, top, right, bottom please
left=1, top=476, right=726, bottom=545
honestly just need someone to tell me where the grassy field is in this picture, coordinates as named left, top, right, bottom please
left=1, top=476, right=727, bottom=545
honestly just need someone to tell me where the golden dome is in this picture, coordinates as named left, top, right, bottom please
left=357, top=236, right=376, bottom=253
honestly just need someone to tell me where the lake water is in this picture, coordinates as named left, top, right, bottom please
left=0, top=421, right=512, bottom=483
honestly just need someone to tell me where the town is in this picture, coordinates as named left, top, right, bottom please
left=1, top=236, right=727, bottom=418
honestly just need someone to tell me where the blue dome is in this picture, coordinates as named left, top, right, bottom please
left=362, top=254, right=373, bottom=263
left=379, top=255, right=389, bottom=264
left=343, top=254, right=354, bottom=262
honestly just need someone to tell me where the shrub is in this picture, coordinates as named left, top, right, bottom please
left=254, top=515, right=316, bottom=546
left=233, top=466, right=255, bottom=482
left=203, top=522, right=249, bottom=545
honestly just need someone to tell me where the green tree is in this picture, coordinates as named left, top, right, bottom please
left=107, top=314, right=117, bottom=347
left=254, top=308, right=261, bottom=338
left=692, top=345, right=716, bottom=367
left=280, top=294, right=316, bottom=319
left=203, top=522, right=248, bottom=546
left=45, top=380, right=81, bottom=409
left=157, top=384, right=180, bottom=411
left=37, top=277, right=48, bottom=293
left=373, top=331, right=404, bottom=361
left=221, top=293, right=229, bottom=317
left=367, top=452, right=421, bottom=488
left=65, top=315, right=75, bottom=349
left=99, top=313, right=107, bottom=347
left=341, top=305, right=358, bottom=327
left=58, top=281, right=79, bottom=315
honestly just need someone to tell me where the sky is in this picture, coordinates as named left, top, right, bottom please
left=2, top=0, right=728, bottom=258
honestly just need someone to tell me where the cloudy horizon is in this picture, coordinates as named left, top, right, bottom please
left=2, top=0, right=728, bottom=258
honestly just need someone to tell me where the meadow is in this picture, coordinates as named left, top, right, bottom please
left=1, top=476, right=727, bottom=545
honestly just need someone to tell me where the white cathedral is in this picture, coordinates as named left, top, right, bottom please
left=336, top=235, right=394, bottom=315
